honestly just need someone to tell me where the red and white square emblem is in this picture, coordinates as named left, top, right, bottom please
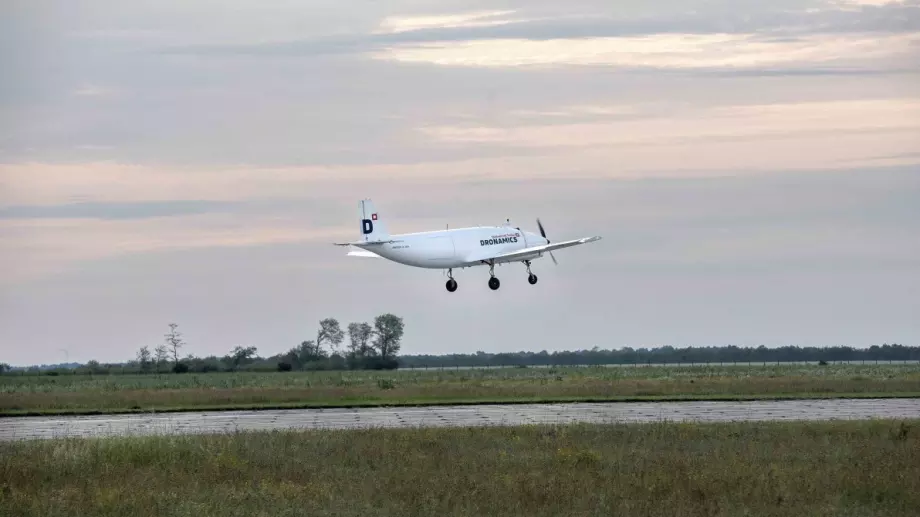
left=371, top=213, right=377, bottom=220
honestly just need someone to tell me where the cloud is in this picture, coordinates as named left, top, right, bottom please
left=72, top=84, right=113, bottom=97
left=0, top=200, right=241, bottom=220
left=154, top=1, right=920, bottom=60
left=369, top=32, right=919, bottom=69
left=421, top=97, right=920, bottom=140
left=374, top=10, right=522, bottom=34
left=0, top=213, right=353, bottom=285
left=830, top=0, right=914, bottom=9
left=3, top=94, right=918, bottom=210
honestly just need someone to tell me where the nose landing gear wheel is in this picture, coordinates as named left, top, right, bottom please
left=488, top=276, right=500, bottom=290
left=446, top=278, right=458, bottom=292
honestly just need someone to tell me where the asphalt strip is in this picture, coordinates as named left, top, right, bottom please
left=2, top=398, right=918, bottom=441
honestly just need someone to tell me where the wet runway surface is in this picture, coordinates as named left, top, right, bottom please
left=2, top=398, right=918, bottom=441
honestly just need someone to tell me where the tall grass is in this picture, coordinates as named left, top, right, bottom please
left=2, top=364, right=918, bottom=414
left=2, top=419, right=918, bottom=516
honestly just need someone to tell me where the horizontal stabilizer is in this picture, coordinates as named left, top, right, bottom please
left=347, top=249, right=381, bottom=258
left=333, top=239, right=398, bottom=246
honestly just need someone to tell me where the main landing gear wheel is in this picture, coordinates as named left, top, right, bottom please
left=524, top=260, right=538, bottom=285
left=445, top=269, right=457, bottom=292
left=488, top=276, right=501, bottom=290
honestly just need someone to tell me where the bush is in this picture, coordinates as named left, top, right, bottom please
left=277, top=362, right=293, bottom=372
left=172, top=362, right=189, bottom=374
left=377, top=379, right=396, bottom=390
left=363, top=356, right=399, bottom=370
left=192, top=362, right=221, bottom=373
left=327, top=354, right=347, bottom=371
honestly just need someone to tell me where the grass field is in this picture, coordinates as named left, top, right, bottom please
left=2, top=363, right=919, bottom=415
left=2, top=419, right=918, bottom=516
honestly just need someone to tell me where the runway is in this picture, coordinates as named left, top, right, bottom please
left=2, top=398, right=918, bottom=441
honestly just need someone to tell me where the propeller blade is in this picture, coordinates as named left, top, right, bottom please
left=537, top=218, right=558, bottom=265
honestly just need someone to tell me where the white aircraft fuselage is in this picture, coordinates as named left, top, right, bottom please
left=336, top=199, right=601, bottom=291
left=353, top=225, right=549, bottom=269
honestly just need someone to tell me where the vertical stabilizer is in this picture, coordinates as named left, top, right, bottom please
left=359, top=199, right=389, bottom=242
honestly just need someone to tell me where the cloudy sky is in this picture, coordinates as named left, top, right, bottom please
left=2, top=0, right=919, bottom=365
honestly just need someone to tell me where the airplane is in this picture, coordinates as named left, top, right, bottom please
left=334, top=199, right=602, bottom=292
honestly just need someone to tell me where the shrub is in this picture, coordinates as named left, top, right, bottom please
left=377, top=379, right=395, bottom=390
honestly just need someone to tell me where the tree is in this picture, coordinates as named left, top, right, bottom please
left=164, top=323, right=184, bottom=366
left=372, top=313, right=404, bottom=359
left=228, top=345, right=258, bottom=370
left=0, top=363, right=10, bottom=374
left=136, top=346, right=152, bottom=373
left=316, top=318, right=345, bottom=356
left=154, top=345, right=168, bottom=373
left=298, top=340, right=323, bottom=361
left=347, top=322, right=374, bottom=357
left=282, top=340, right=322, bottom=369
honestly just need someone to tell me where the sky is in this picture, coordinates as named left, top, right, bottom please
left=1, top=0, right=919, bottom=366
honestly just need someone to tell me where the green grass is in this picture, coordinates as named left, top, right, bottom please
left=2, top=419, right=918, bottom=516
left=2, top=364, right=919, bottom=415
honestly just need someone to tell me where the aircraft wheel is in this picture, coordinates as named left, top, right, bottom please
left=488, top=276, right=500, bottom=290
left=446, top=279, right=458, bottom=292
left=528, top=273, right=538, bottom=285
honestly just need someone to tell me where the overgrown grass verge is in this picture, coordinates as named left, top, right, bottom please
left=2, top=419, right=918, bottom=516
left=3, top=364, right=918, bottom=416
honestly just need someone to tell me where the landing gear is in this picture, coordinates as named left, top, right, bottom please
left=445, top=269, right=458, bottom=292
left=524, top=260, right=538, bottom=285
left=488, top=262, right=501, bottom=290
left=488, top=276, right=501, bottom=290
left=444, top=261, right=539, bottom=291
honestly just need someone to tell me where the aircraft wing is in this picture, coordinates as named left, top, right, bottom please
left=487, top=235, right=601, bottom=262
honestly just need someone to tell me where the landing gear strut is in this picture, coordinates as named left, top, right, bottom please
left=488, top=262, right=500, bottom=290
left=525, top=260, right=538, bottom=285
left=445, top=269, right=458, bottom=292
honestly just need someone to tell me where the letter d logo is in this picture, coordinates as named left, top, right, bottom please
left=361, top=219, right=373, bottom=234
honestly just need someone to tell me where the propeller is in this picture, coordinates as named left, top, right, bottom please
left=536, top=218, right=558, bottom=265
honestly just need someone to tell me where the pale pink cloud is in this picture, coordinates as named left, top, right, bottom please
left=369, top=32, right=919, bottom=69
left=374, top=10, right=521, bottom=34
left=0, top=215, right=354, bottom=285
left=420, top=98, right=920, bottom=147
left=5, top=95, right=915, bottom=206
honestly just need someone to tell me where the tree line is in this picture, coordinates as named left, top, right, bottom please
left=397, top=344, right=920, bottom=368
left=3, top=336, right=918, bottom=376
